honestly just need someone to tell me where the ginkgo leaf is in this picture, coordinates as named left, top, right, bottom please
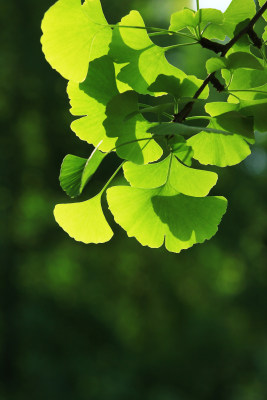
left=169, top=136, right=194, bottom=166
left=59, top=148, right=106, bottom=198
left=206, top=53, right=263, bottom=74
left=104, top=91, right=163, bottom=164
left=54, top=193, right=113, bottom=243
left=147, top=74, right=204, bottom=100
left=206, top=98, right=267, bottom=132
left=223, top=0, right=255, bottom=37
left=258, top=0, right=267, bottom=21
left=169, top=8, right=224, bottom=40
left=147, top=118, right=253, bottom=139
left=222, top=68, right=267, bottom=90
left=67, top=56, right=119, bottom=152
left=187, top=112, right=254, bottom=167
left=123, top=154, right=217, bottom=197
left=169, top=8, right=196, bottom=32
left=239, top=99, right=267, bottom=132
left=60, top=155, right=87, bottom=197
left=41, top=0, right=112, bottom=82
left=107, top=183, right=227, bottom=253
left=109, top=10, right=208, bottom=97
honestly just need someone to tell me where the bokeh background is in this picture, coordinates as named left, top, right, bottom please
left=1, top=0, right=267, bottom=399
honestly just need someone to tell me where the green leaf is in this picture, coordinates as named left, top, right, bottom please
left=206, top=53, right=263, bottom=74
left=223, top=0, right=255, bottom=37
left=41, top=0, right=112, bottom=82
left=187, top=112, right=254, bottom=167
left=147, top=119, right=253, bottom=138
left=60, top=155, right=87, bottom=197
left=60, top=149, right=106, bottom=198
left=104, top=91, right=163, bottom=164
left=169, top=9, right=196, bottom=32
left=222, top=68, right=267, bottom=90
left=123, top=154, right=218, bottom=197
left=239, top=99, right=267, bottom=132
left=68, top=56, right=119, bottom=152
left=263, top=27, right=267, bottom=42
left=258, top=0, right=267, bottom=21
left=169, top=136, right=194, bottom=166
left=206, top=58, right=227, bottom=74
left=54, top=193, right=113, bottom=244
left=226, top=52, right=263, bottom=70
left=109, top=11, right=208, bottom=97
left=147, top=74, right=204, bottom=99
left=107, top=183, right=227, bottom=253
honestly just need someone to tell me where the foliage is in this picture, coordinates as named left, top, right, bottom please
left=41, top=0, right=267, bottom=253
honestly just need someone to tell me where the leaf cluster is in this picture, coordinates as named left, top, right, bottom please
left=41, top=0, right=267, bottom=253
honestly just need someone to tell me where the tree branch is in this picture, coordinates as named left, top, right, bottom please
left=173, top=1, right=267, bottom=123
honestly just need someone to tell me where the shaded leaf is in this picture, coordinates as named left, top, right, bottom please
left=104, top=91, right=163, bottom=164
left=60, top=149, right=106, bottom=198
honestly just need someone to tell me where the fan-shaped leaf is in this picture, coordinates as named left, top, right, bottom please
left=109, top=11, right=208, bottom=97
left=123, top=154, right=217, bottom=197
left=41, top=0, right=112, bottom=82
left=107, top=184, right=227, bottom=253
left=54, top=193, right=113, bottom=243
left=68, top=56, right=119, bottom=152
left=104, top=91, right=163, bottom=164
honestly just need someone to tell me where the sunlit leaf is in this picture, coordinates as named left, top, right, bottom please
left=187, top=112, right=254, bottom=167
left=41, top=0, right=112, bottom=82
left=223, top=0, right=255, bottom=37
left=107, top=183, right=227, bottom=253
left=109, top=11, right=208, bottom=97
left=123, top=154, right=217, bottom=197
left=258, top=0, right=267, bottom=21
left=206, top=52, right=263, bottom=74
left=54, top=193, right=113, bottom=243
left=67, top=56, right=118, bottom=152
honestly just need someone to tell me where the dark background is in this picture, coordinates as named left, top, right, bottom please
left=1, top=0, right=267, bottom=399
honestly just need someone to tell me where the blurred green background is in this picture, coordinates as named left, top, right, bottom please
left=1, top=0, right=267, bottom=399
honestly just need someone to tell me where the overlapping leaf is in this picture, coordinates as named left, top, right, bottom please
left=123, top=154, right=218, bottom=197
left=206, top=52, right=263, bottom=74
left=104, top=91, right=163, bottom=164
left=41, top=0, right=112, bottom=82
left=187, top=111, right=254, bottom=167
left=107, top=183, right=227, bottom=253
left=60, top=149, right=106, bottom=197
left=109, top=11, right=208, bottom=97
left=169, top=8, right=225, bottom=40
left=67, top=56, right=119, bottom=152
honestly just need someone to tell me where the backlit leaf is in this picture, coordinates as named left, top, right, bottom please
left=41, top=0, right=112, bottom=82
left=123, top=154, right=218, bottom=197
left=104, top=91, right=163, bottom=164
left=107, top=183, right=227, bottom=253
left=54, top=193, right=113, bottom=243
left=67, top=56, right=118, bottom=152
left=109, top=11, right=208, bottom=97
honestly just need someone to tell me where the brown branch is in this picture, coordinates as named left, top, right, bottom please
left=173, top=0, right=267, bottom=124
